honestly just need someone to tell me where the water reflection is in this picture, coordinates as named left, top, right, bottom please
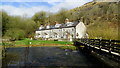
left=2, top=52, right=20, bottom=67
left=24, top=47, right=30, bottom=67
left=72, top=50, right=78, bottom=53
left=2, top=47, right=108, bottom=67
left=65, top=52, right=68, bottom=55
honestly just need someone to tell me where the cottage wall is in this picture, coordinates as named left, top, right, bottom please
left=43, top=30, right=51, bottom=38
left=36, top=30, right=51, bottom=38
left=75, top=22, right=86, bottom=38
left=62, top=27, right=75, bottom=39
left=35, top=31, right=42, bottom=38
left=52, top=29, right=62, bottom=39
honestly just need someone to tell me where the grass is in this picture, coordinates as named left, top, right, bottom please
left=2, top=38, right=73, bottom=48
left=2, top=39, right=80, bottom=50
left=59, top=46, right=77, bottom=50
left=15, top=38, right=73, bottom=45
left=87, top=21, right=118, bottom=40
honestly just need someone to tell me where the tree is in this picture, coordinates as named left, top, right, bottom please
left=55, top=8, right=68, bottom=23
left=5, top=28, right=26, bottom=40
left=32, top=11, right=47, bottom=25
left=1, top=11, right=10, bottom=36
left=3, top=14, right=37, bottom=40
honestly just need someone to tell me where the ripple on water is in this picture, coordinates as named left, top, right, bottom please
left=4, top=47, right=108, bottom=67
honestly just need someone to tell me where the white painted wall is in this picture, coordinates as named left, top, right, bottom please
left=76, top=22, right=86, bottom=38
left=62, top=27, right=75, bottom=39
left=52, top=29, right=62, bottom=39
left=35, top=30, right=51, bottom=38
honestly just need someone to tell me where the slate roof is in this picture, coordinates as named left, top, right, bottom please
left=36, top=20, right=80, bottom=31
left=60, top=21, right=79, bottom=28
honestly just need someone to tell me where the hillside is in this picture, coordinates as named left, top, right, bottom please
left=31, top=2, right=119, bottom=40
left=69, top=2, right=119, bottom=40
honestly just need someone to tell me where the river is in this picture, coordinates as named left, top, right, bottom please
left=3, top=47, right=108, bottom=67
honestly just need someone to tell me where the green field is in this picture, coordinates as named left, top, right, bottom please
left=15, top=39, right=73, bottom=45
left=2, top=38, right=73, bottom=46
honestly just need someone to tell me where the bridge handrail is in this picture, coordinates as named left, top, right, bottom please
left=76, top=38, right=120, bottom=56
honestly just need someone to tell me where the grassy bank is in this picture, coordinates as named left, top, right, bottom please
left=2, top=38, right=74, bottom=48
left=59, top=46, right=77, bottom=50
left=15, top=39, right=73, bottom=45
left=87, top=21, right=118, bottom=40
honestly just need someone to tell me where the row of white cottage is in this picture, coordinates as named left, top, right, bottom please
left=35, top=19, right=87, bottom=41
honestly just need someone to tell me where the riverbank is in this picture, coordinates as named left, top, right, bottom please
left=2, top=39, right=73, bottom=47
left=3, top=44, right=78, bottom=51
left=58, top=46, right=77, bottom=50
left=3, top=39, right=72, bottom=45
left=2, top=39, right=77, bottom=49
left=4, top=44, right=74, bottom=48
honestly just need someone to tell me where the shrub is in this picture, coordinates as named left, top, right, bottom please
left=5, top=28, right=26, bottom=40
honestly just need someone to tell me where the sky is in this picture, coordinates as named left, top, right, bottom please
left=1, top=0, right=93, bottom=17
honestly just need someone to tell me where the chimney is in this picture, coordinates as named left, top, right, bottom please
left=65, top=18, right=69, bottom=23
left=46, top=23, right=50, bottom=29
left=39, top=24, right=44, bottom=29
left=81, top=17, right=84, bottom=23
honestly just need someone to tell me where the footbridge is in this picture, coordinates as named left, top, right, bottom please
left=74, top=39, right=120, bottom=67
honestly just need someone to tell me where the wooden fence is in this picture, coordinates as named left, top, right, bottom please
left=76, top=39, right=120, bottom=57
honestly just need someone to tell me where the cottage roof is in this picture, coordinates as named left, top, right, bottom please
left=60, top=21, right=79, bottom=28
left=36, top=20, right=80, bottom=31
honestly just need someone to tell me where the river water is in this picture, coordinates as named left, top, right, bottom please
left=4, top=47, right=108, bottom=67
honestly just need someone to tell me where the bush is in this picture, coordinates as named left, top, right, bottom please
left=5, top=28, right=26, bottom=40
left=87, top=22, right=118, bottom=40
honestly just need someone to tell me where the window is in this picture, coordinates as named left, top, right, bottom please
left=76, top=33, right=79, bottom=36
left=72, top=29, right=74, bottom=31
left=37, top=33, right=40, bottom=35
left=71, top=34, right=73, bottom=38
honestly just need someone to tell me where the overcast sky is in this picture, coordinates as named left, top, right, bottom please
left=1, top=0, right=92, bottom=17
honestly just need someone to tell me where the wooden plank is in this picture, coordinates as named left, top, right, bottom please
left=77, top=39, right=120, bottom=55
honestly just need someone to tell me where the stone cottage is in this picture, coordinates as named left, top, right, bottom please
left=35, top=19, right=87, bottom=41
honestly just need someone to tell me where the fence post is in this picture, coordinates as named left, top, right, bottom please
left=109, top=39, right=112, bottom=54
left=99, top=39, right=102, bottom=50
left=87, top=39, right=89, bottom=46
left=92, top=39, right=95, bottom=47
